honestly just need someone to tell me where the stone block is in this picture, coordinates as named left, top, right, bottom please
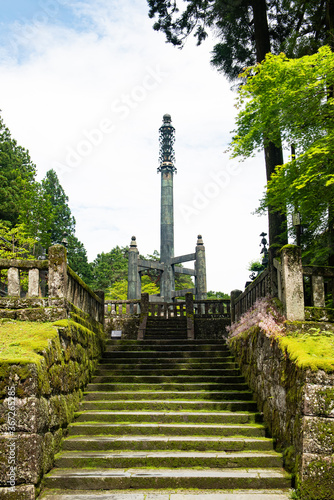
left=0, top=485, right=35, bottom=500
left=0, top=397, right=49, bottom=434
left=0, top=434, right=43, bottom=485
left=303, top=416, right=334, bottom=454
left=304, top=384, right=334, bottom=417
left=300, top=453, right=334, bottom=500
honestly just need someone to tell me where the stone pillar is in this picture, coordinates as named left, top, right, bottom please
left=230, top=289, right=243, bottom=324
left=311, top=275, right=326, bottom=307
left=195, top=235, right=207, bottom=300
left=160, top=166, right=175, bottom=302
left=185, top=292, right=194, bottom=340
left=8, top=267, right=20, bottom=297
left=28, top=268, right=40, bottom=297
left=281, top=245, right=305, bottom=321
left=127, top=236, right=139, bottom=300
left=48, top=245, right=68, bottom=298
left=138, top=292, right=149, bottom=340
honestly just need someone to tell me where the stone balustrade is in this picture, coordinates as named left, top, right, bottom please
left=232, top=245, right=334, bottom=324
left=0, top=245, right=104, bottom=326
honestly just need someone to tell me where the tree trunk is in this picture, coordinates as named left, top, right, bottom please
left=251, top=0, right=288, bottom=253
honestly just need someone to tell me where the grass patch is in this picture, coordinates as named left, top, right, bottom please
left=280, top=328, right=334, bottom=372
left=0, top=319, right=58, bottom=364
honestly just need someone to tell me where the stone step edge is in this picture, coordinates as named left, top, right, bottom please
left=38, top=487, right=292, bottom=499
left=45, top=467, right=291, bottom=478
left=55, top=451, right=282, bottom=458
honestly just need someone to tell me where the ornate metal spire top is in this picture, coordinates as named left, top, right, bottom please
left=158, top=114, right=177, bottom=173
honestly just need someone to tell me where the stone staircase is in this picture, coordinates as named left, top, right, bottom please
left=145, top=317, right=187, bottom=339
left=41, top=338, right=291, bottom=498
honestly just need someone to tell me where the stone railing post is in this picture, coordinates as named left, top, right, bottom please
left=311, top=275, right=326, bottom=307
left=28, top=268, right=40, bottom=297
left=94, top=290, right=105, bottom=324
left=195, top=235, right=207, bottom=301
left=48, top=245, right=68, bottom=298
left=281, top=245, right=305, bottom=321
left=138, top=292, right=149, bottom=340
left=185, top=292, right=194, bottom=340
left=127, top=236, right=139, bottom=300
left=8, top=267, right=20, bottom=296
left=230, top=289, right=242, bottom=323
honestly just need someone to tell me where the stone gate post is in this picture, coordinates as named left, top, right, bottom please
left=48, top=245, right=68, bottom=298
left=281, top=245, right=305, bottom=321
left=128, top=236, right=139, bottom=300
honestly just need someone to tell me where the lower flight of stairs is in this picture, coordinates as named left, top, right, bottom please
left=41, top=338, right=291, bottom=496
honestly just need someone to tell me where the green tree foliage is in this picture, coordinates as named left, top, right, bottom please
left=207, top=290, right=230, bottom=299
left=67, top=234, right=93, bottom=285
left=18, top=180, right=54, bottom=251
left=90, top=246, right=129, bottom=291
left=147, top=1, right=334, bottom=249
left=230, top=46, right=334, bottom=264
left=106, top=276, right=161, bottom=300
left=0, top=116, right=37, bottom=226
left=0, top=222, right=36, bottom=260
left=41, top=169, right=76, bottom=245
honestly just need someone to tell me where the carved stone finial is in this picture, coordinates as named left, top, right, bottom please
left=158, top=114, right=176, bottom=173
left=197, top=235, right=204, bottom=246
left=130, top=236, right=137, bottom=248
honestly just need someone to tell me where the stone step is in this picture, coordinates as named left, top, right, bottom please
left=85, top=382, right=249, bottom=392
left=79, top=400, right=259, bottom=412
left=62, top=435, right=273, bottom=452
left=106, top=339, right=223, bottom=345
left=95, top=361, right=235, bottom=370
left=67, top=423, right=265, bottom=437
left=39, top=488, right=292, bottom=499
left=94, top=367, right=239, bottom=376
left=43, top=468, right=292, bottom=491
left=82, top=391, right=254, bottom=401
left=73, top=411, right=261, bottom=425
left=99, top=354, right=234, bottom=364
left=144, top=335, right=188, bottom=340
left=90, top=374, right=243, bottom=383
left=102, top=351, right=231, bottom=359
left=105, top=344, right=230, bottom=352
left=54, top=451, right=284, bottom=469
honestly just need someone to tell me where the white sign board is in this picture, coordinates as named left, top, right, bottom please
left=111, top=330, right=122, bottom=338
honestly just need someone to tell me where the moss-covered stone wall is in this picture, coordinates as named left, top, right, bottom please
left=0, top=306, right=105, bottom=500
left=229, top=327, right=334, bottom=500
left=105, top=316, right=140, bottom=340
left=194, top=317, right=230, bottom=339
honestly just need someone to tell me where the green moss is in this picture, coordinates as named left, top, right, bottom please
left=279, top=332, right=334, bottom=372
left=0, top=320, right=58, bottom=364
left=299, top=457, right=334, bottom=500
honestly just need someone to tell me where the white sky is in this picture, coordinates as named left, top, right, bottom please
left=0, top=0, right=269, bottom=293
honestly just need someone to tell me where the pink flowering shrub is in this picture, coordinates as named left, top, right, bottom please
left=227, top=297, right=286, bottom=343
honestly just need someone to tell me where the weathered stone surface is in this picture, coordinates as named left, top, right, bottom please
left=302, top=416, right=334, bottom=454
left=230, top=326, right=334, bottom=499
left=303, top=384, right=334, bottom=416
left=0, top=434, right=43, bottom=485
left=0, top=304, right=105, bottom=498
left=300, top=453, right=334, bottom=500
left=0, top=485, right=35, bottom=499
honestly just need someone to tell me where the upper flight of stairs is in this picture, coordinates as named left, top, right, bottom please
left=145, top=317, right=188, bottom=339
left=41, top=337, right=291, bottom=497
